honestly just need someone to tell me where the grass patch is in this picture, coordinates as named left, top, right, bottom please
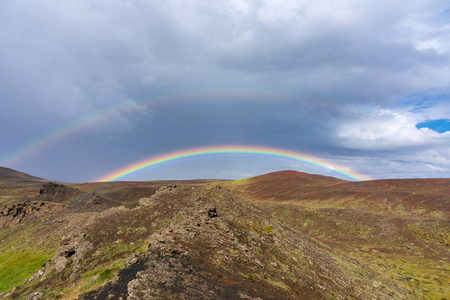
left=266, top=279, right=290, bottom=291
left=247, top=222, right=274, bottom=233
left=281, top=210, right=291, bottom=217
left=360, top=253, right=450, bottom=299
left=262, top=225, right=274, bottom=233
left=59, top=259, right=126, bottom=299
left=303, top=220, right=313, bottom=227
left=81, top=259, right=125, bottom=288
left=158, top=218, right=172, bottom=227
left=0, top=250, right=52, bottom=293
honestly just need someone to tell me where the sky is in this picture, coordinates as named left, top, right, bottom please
left=1, top=0, right=449, bottom=183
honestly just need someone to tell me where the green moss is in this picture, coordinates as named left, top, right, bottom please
left=158, top=218, right=172, bottom=226
left=303, top=220, right=313, bottom=227
left=266, top=279, right=290, bottom=290
left=262, top=225, right=274, bottom=233
left=248, top=222, right=274, bottom=233
left=281, top=210, right=291, bottom=217
left=0, top=250, right=52, bottom=293
left=246, top=274, right=255, bottom=282
left=78, top=259, right=126, bottom=293
left=361, top=253, right=450, bottom=299
left=97, top=268, right=116, bottom=282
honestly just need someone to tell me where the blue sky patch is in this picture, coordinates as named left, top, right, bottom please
left=416, top=119, right=450, bottom=133
left=401, top=92, right=449, bottom=113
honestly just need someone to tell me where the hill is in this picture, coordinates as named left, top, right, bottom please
left=0, top=167, right=47, bottom=183
left=0, top=169, right=448, bottom=299
left=227, top=170, right=449, bottom=219
left=226, top=171, right=450, bottom=299
left=0, top=167, right=48, bottom=205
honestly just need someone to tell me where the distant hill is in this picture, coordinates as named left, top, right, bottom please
left=0, top=167, right=48, bottom=204
left=0, top=166, right=47, bottom=183
left=227, top=170, right=344, bottom=202
left=227, top=170, right=450, bottom=219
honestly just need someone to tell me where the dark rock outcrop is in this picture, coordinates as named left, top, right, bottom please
left=0, top=201, right=63, bottom=228
left=33, top=182, right=121, bottom=212
left=35, top=182, right=82, bottom=203
left=66, top=191, right=122, bottom=212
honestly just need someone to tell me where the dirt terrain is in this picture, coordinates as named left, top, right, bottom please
left=0, top=167, right=448, bottom=299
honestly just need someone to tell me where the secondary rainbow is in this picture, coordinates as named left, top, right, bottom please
left=97, top=145, right=370, bottom=182
left=1, top=87, right=308, bottom=167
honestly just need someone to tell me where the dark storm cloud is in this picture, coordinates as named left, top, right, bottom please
left=1, top=0, right=449, bottom=181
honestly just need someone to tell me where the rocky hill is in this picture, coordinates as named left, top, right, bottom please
left=0, top=169, right=448, bottom=299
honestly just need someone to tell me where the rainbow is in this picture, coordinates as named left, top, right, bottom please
left=1, top=87, right=309, bottom=167
left=97, top=145, right=370, bottom=182
left=1, top=99, right=140, bottom=166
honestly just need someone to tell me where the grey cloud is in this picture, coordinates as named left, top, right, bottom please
left=1, top=0, right=450, bottom=181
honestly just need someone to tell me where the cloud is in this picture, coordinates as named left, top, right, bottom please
left=336, top=106, right=450, bottom=149
left=2, top=0, right=449, bottom=113
left=1, top=0, right=450, bottom=181
left=342, top=145, right=450, bottom=179
left=332, top=100, right=450, bottom=178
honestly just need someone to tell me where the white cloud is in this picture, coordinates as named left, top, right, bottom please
left=331, top=143, right=450, bottom=179
left=337, top=107, right=449, bottom=149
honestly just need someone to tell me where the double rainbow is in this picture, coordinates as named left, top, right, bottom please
left=97, top=145, right=370, bottom=182
left=2, top=88, right=328, bottom=167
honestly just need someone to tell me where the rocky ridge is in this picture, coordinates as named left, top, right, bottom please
left=76, top=185, right=407, bottom=299
left=2, top=169, right=445, bottom=299
left=0, top=201, right=63, bottom=228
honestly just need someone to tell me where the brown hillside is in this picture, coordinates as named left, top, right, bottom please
left=227, top=171, right=450, bottom=219
left=225, top=171, right=450, bottom=299
left=0, top=167, right=47, bottom=183
left=0, top=167, right=48, bottom=204
left=228, top=170, right=344, bottom=202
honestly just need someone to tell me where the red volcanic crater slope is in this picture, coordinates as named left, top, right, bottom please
left=227, top=170, right=450, bottom=219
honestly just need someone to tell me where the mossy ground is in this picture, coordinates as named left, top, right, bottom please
left=0, top=220, right=61, bottom=294
left=54, top=259, right=127, bottom=299
left=0, top=250, right=51, bottom=293
left=1, top=173, right=448, bottom=299
left=267, top=204, right=449, bottom=300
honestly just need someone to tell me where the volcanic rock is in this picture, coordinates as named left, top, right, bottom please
left=0, top=201, right=62, bottom=228
left=76, top=186, right=400, bottom=300
left=35, top=182, right=82, bottom=203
